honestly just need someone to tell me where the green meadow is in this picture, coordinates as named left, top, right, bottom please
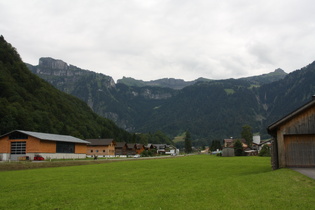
left=0, top=155, right=314, bottom=209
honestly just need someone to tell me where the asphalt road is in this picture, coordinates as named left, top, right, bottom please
left=291, top=168, right=315, bottom=179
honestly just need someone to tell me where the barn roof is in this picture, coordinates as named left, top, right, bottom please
left=86, top=139, right=115, bottom=146
left=126, top=143, right=136, bottom=149
left=135, top=144, right=144, bottom=149
left=1, top=130, right=90, bottom=144
left=224, top=139, right=246, bottom=143
left=152, top=144, right=167, bottom=149
left=115, top=142, right=126, bottom=148
left=267, top=96, right=315, bottom=133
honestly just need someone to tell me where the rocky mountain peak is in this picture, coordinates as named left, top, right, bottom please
left=274, top=68, right=286, bottom=74
left=28, top=57, right=116, bottom=89
left=39, top=57, right=68, bottom=70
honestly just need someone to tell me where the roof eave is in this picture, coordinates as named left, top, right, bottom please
left=267, top=98, right=315, bottom=133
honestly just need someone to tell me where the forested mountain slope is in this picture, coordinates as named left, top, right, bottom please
left=258, top=61, right=315, bottom=128
left=117, top=69, right=286, bottom=89
left=27, top=53, right=315, bottom=141
left=117, top=77, right=206, bottom=89
left=138, top=79, right=263, bottom=139
left=28, top=57, right=178, bottom=131
left=0, top=36, right=132, bottom=141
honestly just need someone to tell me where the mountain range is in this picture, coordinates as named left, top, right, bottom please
left=26, top=55, right=315, bottom=147
left=117, top=68, right=287, bottom=89
left=7, top=34, right=315, bottom=148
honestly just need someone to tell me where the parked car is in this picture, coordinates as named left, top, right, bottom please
left=133, top=154, right=140, bottom=158
left=34, top=155, right=44, bottom=161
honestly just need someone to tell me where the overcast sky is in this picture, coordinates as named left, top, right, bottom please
left=1, top=0, right=315, bottom=82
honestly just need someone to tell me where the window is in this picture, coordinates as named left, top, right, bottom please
left=91, top=150, right=93, bottom=153
left=96, top=150, right=98, bottom=152
left=56, top=142, right=75, bottom=153
left=103, top=150, right=105, bottom=153
left=11, top=142, right=26, bottom=154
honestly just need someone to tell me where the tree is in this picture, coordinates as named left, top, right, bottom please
left=241, top=125, right=253, bottom=148
left=210, top=140, right=222, bottom=151
left=259, top=144, right=271, bottom=156
left=234, top=139, right=243, bottom=156
left=184, top=131, right=193, bottom=153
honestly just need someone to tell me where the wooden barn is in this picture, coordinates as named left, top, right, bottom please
left=135, top=144, right=145, bottom=154
left=126, top=143, right=137, bottom=156
left=223, top=138, right=248, bottom=149
left=267, top=96, right=315, bottom=169
left=86, top=139, right=116, bottom=157
left=0, top=130, right=90, bottom=161
left=115, top=142, right=127, bottom=156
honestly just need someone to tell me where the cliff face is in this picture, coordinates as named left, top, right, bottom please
left=29, top=57, right=116, bottom=91
left=130, top=88, right=173, bottom=99
left=39, top=57, right=68, bottom=71
left=27, top=57, right=174, bottom=130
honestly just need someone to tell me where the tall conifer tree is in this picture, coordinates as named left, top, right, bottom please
left=185, top=131, right=193, bottom=153
left=241, top=125, right=253, bottom=148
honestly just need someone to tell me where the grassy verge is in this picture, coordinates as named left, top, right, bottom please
left=0, top=156, right=176, bottom=171
left=0, top=155, right=314, bottom=209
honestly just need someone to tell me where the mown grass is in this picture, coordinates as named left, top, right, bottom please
left=172, top=132, right=186, bottom=143
left=0, top=155, right=314, bottom=209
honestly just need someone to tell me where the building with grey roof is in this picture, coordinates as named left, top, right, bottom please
left=0, top=130, right=89, bottom=161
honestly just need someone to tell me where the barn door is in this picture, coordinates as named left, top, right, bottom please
left=284, top=135, right=315, bottom=167
left=10, top=141, right=26, bottom=161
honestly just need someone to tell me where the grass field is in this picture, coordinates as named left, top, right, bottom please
left=0, top=155, right=314, bottom=209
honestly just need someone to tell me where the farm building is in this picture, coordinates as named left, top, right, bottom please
left=145, top=144, right=155, bottom=150
left=115, top=142, right=127, bottom=156
left=86, top=139, right=116, bottom=158
left=135, top=144, right=145, bottom=154
left=152, top=144, right=167, bottom=154
left=126, top=143, right=137, bottom=156
left=0, top=130, right=90, bottom=161
left=222, top=148, right=234, bottom=157
left=267, top=96, right=315, bottom=169
left=223, top=138, right=248, bottom=149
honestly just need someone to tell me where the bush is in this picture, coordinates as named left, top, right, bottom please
left=234, top=140, right=244, bottom=156
left=259, top=144, right=271, bottom=157
left=141, top=150, right=153, bottom=157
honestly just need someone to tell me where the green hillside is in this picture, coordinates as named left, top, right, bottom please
left=0, top=35, right=132, bottom=141
left=26, top=44, right=315, bottom=144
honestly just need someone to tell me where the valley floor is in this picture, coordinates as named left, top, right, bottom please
left=0, top=155, right=314, bottom=209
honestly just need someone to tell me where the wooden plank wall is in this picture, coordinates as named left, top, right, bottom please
left=284, top=135, right=315, bottom=167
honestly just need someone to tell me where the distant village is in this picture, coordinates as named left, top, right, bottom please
left=0, top=129, right=270, bottom=162
left=1, top=95, right=315, bottom=169
left=0, top=130, right=180, bottom=161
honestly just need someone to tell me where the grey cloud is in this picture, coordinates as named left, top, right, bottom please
left=1, top=0, right=315, bottom=81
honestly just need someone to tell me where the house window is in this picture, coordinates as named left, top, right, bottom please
left=11, top=141, right=26, bottom=154
left=103, top=150, right=105, bottom=152
left=96, top=150, right=99, bottom=152
left=56, top=142, right=75, bottom=153
left=91, top=150, right=93, bottom=153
